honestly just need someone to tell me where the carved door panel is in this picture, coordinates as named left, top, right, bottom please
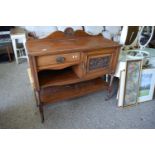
left=87, top=54, right=111, bottom=72
left=84, top=49, right=117, bottom=78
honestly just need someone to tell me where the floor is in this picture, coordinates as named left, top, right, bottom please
left=0, top=62, right=155, bottom=129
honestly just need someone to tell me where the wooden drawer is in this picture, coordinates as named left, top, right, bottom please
left=36, top=52, right=80, bottom=70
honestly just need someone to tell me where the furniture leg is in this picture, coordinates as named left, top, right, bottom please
left=23, top=41, right=29, bottom=64
left=12, top=38, right=19, bottom=64
left=37, top=91, right=45, bottom=123
left=39, top=103, right=44, bottom=123
left=6, top=46, right=12, bottom=62
left=9, top=44, right=13, bottom=54
left=105, top=74, right=115, bottom=101
left=34, top=89, right=39, bottom=107
left=106, top=74, right=109, bottom=82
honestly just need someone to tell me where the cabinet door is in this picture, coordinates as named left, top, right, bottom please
left=88, top=54, right=111, bottom=72
left=85, top=48, right=118, bottom=78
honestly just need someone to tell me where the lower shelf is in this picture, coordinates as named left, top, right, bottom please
left=40, top=77, right=109, bottom=104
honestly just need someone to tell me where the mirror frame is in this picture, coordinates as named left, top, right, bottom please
left=138, top=26, right=154, bottom=49
left=120, top=26, right=140, bottom=48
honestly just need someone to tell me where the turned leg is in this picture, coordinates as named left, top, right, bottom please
left=39, top=103, right=44, bottom=123
left=106, top=74, right=109, bottom=82
left=109, top=74, right=115, bottom=94
left=6, top=46, right=12, bottom=62
left=34, top=89, right=39, bottom=107
left=105, top=74, right=115, bottom=101
left=34, top=90, right=45, bottom=123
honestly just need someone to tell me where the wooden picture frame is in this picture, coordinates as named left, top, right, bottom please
left=123, top=59, right=142, bottom=106
left=138, top=68, right=155, bottom=103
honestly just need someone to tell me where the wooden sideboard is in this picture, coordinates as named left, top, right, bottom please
left=26, top=28, right=121, bottom=122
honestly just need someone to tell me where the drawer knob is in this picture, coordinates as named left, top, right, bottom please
left=56, top=56, right=65, bottom=63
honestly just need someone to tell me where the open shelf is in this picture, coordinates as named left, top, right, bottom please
left=38, top=67, right=81, bottom=88
left=40, top=77, right=109, bottom=104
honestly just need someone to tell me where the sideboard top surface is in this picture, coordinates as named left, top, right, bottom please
left=27, top=36, right=121, bottom=56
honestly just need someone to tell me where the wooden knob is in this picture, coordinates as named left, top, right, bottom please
left=56, top=56, right=65, bottom=63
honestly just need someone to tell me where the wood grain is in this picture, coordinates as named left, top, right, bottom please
left=27, top=28, right=121, bottom=122
left=40, top=78, right=109, bottom=104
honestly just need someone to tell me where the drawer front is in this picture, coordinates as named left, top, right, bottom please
left=36, top=52, right=80, bottom=69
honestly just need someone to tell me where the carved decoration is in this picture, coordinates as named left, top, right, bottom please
left=88, top=56, right=111, bottom=71
left=41, top=27, right=101, bottom=40
left=64, top=27, right=74, bottom=37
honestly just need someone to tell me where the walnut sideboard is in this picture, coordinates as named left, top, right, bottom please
left=26, top=28, right=121, bottom=122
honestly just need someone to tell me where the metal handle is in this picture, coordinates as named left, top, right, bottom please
left=56, top=56, right=65, bottom=63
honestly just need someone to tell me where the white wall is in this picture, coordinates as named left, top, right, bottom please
left=19, top=26, right=58, bottom=39
left=103, top=26, right=122, bottom=42
left=19, top=26, right=122, bottom=41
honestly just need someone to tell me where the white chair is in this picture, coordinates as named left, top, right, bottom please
left=11, top=32, right=28, bottom=64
